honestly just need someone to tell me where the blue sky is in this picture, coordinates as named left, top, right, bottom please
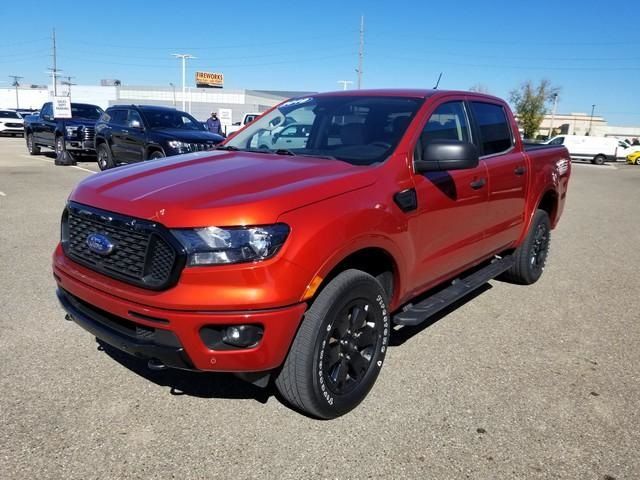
left=1, top=0, right=639, bottom=125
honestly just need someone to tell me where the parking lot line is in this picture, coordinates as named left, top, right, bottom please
left=19, top=154, right=96, bottom=174
left=0, top=191, right=6, bottom=196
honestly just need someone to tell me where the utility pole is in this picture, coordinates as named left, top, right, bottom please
left=62, top=76, right=75, bottom=97
left=171, top=53, right=195, bottom=111
left=48, top=28, right=60, bottom=96
left=9, top=75, right=23, bottom=109
left=549, top=93, right=558, bottom=139
left=337, top=80, right=353, bottom=91
left=356, top=15, right=364, bottom=89
left=588, top=104, right=596, bottom=136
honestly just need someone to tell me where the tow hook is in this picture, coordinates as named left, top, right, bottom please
left=147, top=359, right=168, bottom=371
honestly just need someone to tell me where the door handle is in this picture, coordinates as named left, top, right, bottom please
left=470, top=178, right=486, bottom=190
left=514, top=166, right=526, bottom=176
left=121, top=129, right=129, bottom=134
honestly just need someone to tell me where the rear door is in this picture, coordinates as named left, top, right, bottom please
left=37, top=103, right=55, bottom=146
left=119, top=109, right=146, bottom=163
left=468, top=100, right=527, bottom=252
left=409, top=98, right=491, bottom=290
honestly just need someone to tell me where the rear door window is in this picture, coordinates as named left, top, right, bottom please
left=469, top=102, right=513, bottom=155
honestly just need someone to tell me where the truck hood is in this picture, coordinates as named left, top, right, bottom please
left=70, top=151, right=377, bottom=227
left=66, top=119, right=98, bottom=127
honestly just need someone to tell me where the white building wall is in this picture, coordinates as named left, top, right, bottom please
left=0, top=87, right=49, bottom=109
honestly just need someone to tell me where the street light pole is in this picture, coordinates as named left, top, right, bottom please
left=9, top=75, right=23, bottom=109
left=169, top=82, right=176, bottom=106
left=548, top=93, right=558, bottom=139
left=588, top=104, right=596, bottom=136
left=171, top=53, right=195, bottom=111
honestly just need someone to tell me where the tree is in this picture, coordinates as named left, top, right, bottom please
left=509, top=80, right=560, bottom=139
left=469, top=83, right=491, bottom=94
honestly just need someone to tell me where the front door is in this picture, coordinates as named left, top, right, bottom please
left=409, top=99, right=491, bottom=291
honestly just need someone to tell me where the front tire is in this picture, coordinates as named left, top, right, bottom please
left=502, top=209, right=551, bottom=285
left=96, top=143, right=114, bottom=170
left=149, top=150, right=165, bottom=160
left=275, top=269, right=390, bottom=419
left=26, top=133, right=40, bottom=155
left=593, top=154, right=606, bottom=165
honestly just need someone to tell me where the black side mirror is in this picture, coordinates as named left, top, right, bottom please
left=415, top=139, right=479, bottom=173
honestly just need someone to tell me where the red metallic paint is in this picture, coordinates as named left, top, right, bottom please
left=53, top=89, right=570, bottom=373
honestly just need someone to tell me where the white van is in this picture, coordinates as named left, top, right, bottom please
left=546, top=135, right=618, bottom=165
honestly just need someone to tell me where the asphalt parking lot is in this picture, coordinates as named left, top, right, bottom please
left=1, top=136, right=639, bottom=480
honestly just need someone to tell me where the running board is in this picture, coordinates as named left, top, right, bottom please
left=393, top=255, right=514, bottom=327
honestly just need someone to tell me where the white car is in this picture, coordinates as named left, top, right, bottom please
left=257, top=123, right=312, bottom=150
left=0, top=109, right=24, bottom=136
left=226, top=112, right=262, bottom=136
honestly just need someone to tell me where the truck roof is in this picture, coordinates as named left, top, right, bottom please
left=312, top=89, right=507, bottom=104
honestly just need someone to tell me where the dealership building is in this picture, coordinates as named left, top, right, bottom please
left=0, top=84, right=312, bottom=133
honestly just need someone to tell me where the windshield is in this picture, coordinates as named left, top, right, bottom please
left=0, top=111, right=21, bottom=119
left=71, top=105, right=103, bottom=120
left=225, top=95, right=423, bottom=165
left=140, top=108, right=205, bottom=130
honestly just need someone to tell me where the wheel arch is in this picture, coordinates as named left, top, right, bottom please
left=145, top=144, right=165, bottom=159
left=306, top=245, right=401, bottom=309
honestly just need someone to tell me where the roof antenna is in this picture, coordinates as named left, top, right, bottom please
left=433, top=72, right=443, bottom=89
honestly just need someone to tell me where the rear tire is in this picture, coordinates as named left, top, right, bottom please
left=275, top=269, right=390, bottom=419
left=96, top=143, right=114, bottom=170
left=593, top=154, right=606, bottom=165
left=502, top=209, right=551, bottom=285
left=26, top=133, right=40, bottom=155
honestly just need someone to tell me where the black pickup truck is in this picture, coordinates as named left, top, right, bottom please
left=24, top=102, right=103, bottom=162
left=94, top=105, right=224, bottom=170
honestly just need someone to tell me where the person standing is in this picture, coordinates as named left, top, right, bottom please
left=206, top=111, right=224, bottom=136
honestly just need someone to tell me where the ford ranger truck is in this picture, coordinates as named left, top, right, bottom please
left=53, top=90, right=571, bottom=419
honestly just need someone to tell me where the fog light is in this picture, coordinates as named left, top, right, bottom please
left=223, top=325, right=263, bottom=348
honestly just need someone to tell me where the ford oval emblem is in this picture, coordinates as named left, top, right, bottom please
left=86, top=233, right=115, bottom=256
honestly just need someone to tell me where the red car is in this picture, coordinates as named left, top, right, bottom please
left=54, top=89, right=571, bottom=418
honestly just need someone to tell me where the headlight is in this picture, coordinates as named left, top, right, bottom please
left=171, top=224, right=290, bottom=266
left=168, top=140, right=187, bottom=149
left=65, top=126, right=80, bottom=137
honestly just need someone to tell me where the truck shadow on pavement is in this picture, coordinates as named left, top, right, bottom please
left=98, top=341, right=273, bottom=404
left=97, top=282, right=494, bottom=406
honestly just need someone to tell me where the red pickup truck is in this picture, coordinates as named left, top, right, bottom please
left=54, top=89, right=570, bottom=418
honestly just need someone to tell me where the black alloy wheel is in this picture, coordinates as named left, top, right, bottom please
left=322, top=300, right=380, bottom=396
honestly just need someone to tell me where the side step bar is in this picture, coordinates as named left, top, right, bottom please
left=393, top=255, right=514, bottom=327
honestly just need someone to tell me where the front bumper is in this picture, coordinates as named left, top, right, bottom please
left=65, top=139, right=94, bottom=151
left=54, top=264, right=307, bottom=372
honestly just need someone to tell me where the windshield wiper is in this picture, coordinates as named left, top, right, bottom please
left=215, top=145, right=241, bottom=151
left=274, top=149, right=295, bottom=156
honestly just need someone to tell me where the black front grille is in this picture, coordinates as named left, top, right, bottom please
left=5, top=123, right=22, bottom=128
left=82, top=126, right=95, bottom=142
left=62, top=203, right=185, bottom=290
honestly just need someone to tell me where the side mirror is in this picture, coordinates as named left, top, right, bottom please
left=414, top=139, right=479, bottom=173
left=129, top=119, right=143, bottom=129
